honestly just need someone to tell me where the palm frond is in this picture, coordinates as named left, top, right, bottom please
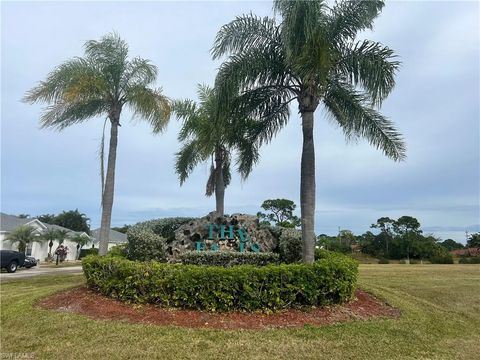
left=175, top=139, right=206, bottom=185
left=324, top=79, right=406, bottom=161
left=215, top=42, right=296, bottom=115
left=233, top=85, right=293, bottom=146
left=222, top=154, right=232, bottom=187
left=212, top=14, right=280, bottom=59
left=273, top=0, right=327, bottom=61
left=39, top=99, right=108, bottom=130
left=173, top=99, right=201, bottom=141
left=84, top=32, right=129, bottom=91
left=121, top=57, right=158, bottom=89
left=205, top=162, right=216, bottom=197
left=338, top=39, right=400, bottom=106
left=126, top=86, right=171, bottom=133
left=235, top=131, right=260, bottom=180
left=23, top=58, right=108, bottom=105
left=328, top=0, right=385, bottom=42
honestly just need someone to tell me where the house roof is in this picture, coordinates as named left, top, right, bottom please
left=43, top=223, right=85, bottom=236
left=0, top=213, right=39, bottom=232
left=91, top=228, right=127, bottom=244
left=0, top=213, right=91, bottom=239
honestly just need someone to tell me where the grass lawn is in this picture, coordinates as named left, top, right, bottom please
left=1, top=265, right=479, bottom=359
left=39, top=261, right=82, bottom=268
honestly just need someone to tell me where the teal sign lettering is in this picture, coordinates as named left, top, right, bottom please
left=196, top=224, right=261, bottom=252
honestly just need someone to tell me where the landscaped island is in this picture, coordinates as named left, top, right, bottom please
left=82, top=214, right=358, bottom=311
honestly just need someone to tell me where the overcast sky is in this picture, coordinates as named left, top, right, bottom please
left=1, top=1, right=479, bottom=242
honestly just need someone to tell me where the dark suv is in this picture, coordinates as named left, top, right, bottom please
left=0, top=250, right=26, bottom=273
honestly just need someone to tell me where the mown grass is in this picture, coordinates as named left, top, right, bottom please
left=1, top=265, right=479, bottom=359
left=39, top=261, right=82, bottom=268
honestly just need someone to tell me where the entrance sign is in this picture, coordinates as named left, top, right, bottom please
left=196, top=224, right=260, bottom=252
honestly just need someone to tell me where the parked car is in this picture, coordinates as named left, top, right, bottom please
left=0, top=250, right=26, bottom=273
left=24, top=256, right=37, bottom=268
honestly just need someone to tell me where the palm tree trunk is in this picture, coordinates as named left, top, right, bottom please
left=300, top=110, right=316, bottom=264
left=98, top=119, right=119, bottom=255
left=215, top=149, right=225, bottom=217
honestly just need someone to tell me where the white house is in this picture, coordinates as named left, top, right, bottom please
left=90, top=228, right=127, bottom=250
left=0, top=213, right=92, bottom=261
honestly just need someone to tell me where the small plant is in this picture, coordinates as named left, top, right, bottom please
left=378, top=258, right=390, bottom=264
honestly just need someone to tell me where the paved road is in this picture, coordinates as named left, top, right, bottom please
left=0, top=265, right=83, bottom=280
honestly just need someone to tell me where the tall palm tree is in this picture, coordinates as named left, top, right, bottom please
left=24, top=33, right=171, bottom=255
left=174, top=84, right=259, bottom=216
left=6, top=225, right=39, bottom=254
left=212, top=0, right=405, bottom=263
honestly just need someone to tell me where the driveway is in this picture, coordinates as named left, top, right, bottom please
left=0, top=265, right=83, bottom=280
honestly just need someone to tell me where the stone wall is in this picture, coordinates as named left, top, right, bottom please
left=170, top=212, right=278, bottom=258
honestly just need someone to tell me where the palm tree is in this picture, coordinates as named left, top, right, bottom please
left=212, top=0, right=405, bottom=263
left=71, top=234, right=91, bottom=260
left=174, top=84, right=259, bottom=216
left=6, top=225, right=39, bottom=254
left=41, top=228, right=59, bottom=260
left=55, top=229, right=70, bottom=245
left=23, top=33, right=171, bottom=255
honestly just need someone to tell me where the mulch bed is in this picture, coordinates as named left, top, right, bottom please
left=36, top=287, right=400, bottom=329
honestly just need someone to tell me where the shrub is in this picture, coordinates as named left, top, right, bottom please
left=399, top=259, right=407, bottom=264
left=82, top=252, right=358, bottom=311
left=125, top=228, right=167, bottom=262
left=108, top=244, right=127, bottom=258
left=79, top=248, right=98, bottom=259
left=430, top=254, right=454, bottom=264
left=459, top=257, right=480, bottom=264
left=315, top=248, right=333, bottom=260
left=278, top=228, right=302, bottom=263
left=179, top=251, right=279, bottom=266
left=410, top=259, right=419, bottom=265
left=378, top=258, right=390, bottom=264
left=129, top=217, right=194, bottom=242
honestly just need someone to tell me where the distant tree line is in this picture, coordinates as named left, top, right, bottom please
left=316, top=216, right=471, bottom=261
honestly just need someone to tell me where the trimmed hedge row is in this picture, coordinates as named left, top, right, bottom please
left=459, top=257, right=480, bottom=264
left=82, top=252, right=358, bottom=311
left=178, top=251, right=279, bottom=266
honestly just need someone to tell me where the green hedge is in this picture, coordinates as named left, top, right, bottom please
left=430, top=254, right=454, bottom=264
left=179, top=251, right=279, bottom=266
left=82, top=252, right=358, bottom=311
left=459, top=257, right=480, bottom=264
left=79, top=248, right=98, bottom=259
